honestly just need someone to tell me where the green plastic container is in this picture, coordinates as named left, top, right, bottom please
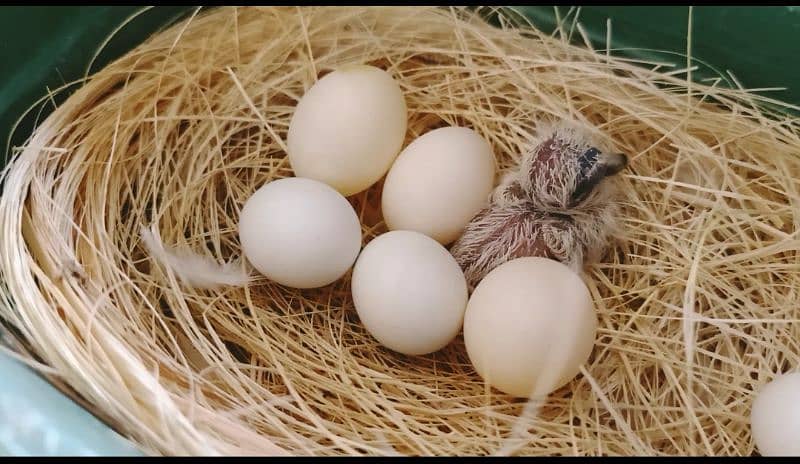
left=0, top=5, right=796, bottom=456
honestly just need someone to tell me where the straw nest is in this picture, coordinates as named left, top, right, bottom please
left=1, top=5, right=800, bottom=456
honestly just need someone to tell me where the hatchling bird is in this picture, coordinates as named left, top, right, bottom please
left=450, top=121, right=628, bottom=289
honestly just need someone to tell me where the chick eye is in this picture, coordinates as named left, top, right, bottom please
left=572, top=147, right=602, bottom=206
left=577, top=147, right=600, bottom=177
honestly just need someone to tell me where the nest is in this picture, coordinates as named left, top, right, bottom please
left=1, top=5, right=800, bottom=456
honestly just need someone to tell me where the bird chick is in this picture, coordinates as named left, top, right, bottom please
left=450, top=122, right=628, bottom=289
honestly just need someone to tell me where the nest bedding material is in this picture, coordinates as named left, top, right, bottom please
left=1, top=5, right=800, bottom=456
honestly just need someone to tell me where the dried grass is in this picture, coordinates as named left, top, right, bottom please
left=1, top=5, right=799, bottom=456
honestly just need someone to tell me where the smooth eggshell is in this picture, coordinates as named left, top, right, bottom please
left=463, top=257, right=597, bottom=398
left=751, top=372, right=800, bottom=456
left=287, top=64, right=407, bottom=196
left=382, top=126, right=495, bottom=244
left=238, top=177, right=362, bottom=289
left=351, top=230, right=468, bottom=356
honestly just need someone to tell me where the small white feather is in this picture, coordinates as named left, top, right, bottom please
left=140, top=224, right=251, bottom=289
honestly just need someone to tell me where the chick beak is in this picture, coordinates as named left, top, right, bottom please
left=602, top=152, right=628, bottom=177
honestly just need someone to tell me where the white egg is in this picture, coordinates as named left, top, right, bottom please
left=351, top=230, right=468, bottom=356
left=287, top=64, right=408, bottom=196
left=381, top=126, right=496, bottom=245
left=238, top=177, right=361, bottom=289
left=751, top=372, right=800, bottom=456
left=463, top=257, right=597, bottom=398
